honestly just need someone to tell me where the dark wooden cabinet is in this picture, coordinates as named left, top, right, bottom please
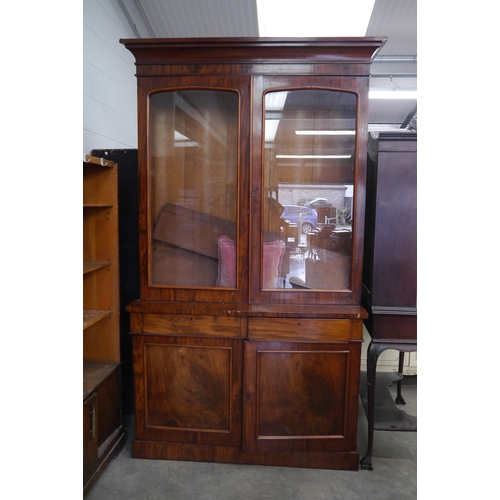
left=360, top=130, right=417, bottom=469
left=363, top=131, right=417, bottom=335
left=121, top=37, right=386, bottom=471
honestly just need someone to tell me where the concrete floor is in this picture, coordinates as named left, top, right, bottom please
left=86, top=377, right=417, bottom=500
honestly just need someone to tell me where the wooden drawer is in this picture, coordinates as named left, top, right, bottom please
left=248, top=317, right=362, bottom=342
left=142, top=313, right=246, bottom=338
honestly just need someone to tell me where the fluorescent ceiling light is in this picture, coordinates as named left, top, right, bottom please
left=265, top=120, right=280, bottom=142
left=257, top=0, right=376, bottom=37
left=265, top=92, right=288, bottom=110
left=369, top=90, right=417, bottom=100
left=174, top=130, right=198, bottom=147
left=296, top=130, right=356, bottom=136
left=174, top=131, right=189, bottom=141
left=276, top=154, right=351, bottom=159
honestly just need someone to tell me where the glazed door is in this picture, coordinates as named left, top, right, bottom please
left=244, top=340, right=361, bottom=453
left=250, top=76, right=369, bottom=306
left=140, top=76, right=251, bottom=303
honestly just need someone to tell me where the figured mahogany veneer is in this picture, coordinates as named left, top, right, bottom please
left=122, top=37, right=385, bottom=471
left=247, top=317, right=358, bottom=342
left=244, top=340, right=362, bottom=453
left=142, top=313, right=246, bottom=338
left=129, top=309, right=366, bottom=469
left=133, top=334, right=243, bottom=447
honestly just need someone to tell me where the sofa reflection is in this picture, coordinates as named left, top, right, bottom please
left=152, top=203, right=286, bottom=289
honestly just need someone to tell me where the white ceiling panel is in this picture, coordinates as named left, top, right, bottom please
left=366, top=1, right=417, bottom=128
left=125, top=0, right=417, bottom=129
left=135, top=0, right=259, bottom=38
left=366, top=0, right=417, bottom=56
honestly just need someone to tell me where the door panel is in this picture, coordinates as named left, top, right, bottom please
left=135, top=334, right=243, bottom=446
left=244, top=340, right=358, bottom=453
left=83, top=393, right=98, bottom=485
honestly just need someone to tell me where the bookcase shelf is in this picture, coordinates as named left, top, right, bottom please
left=83, top=154, right=124, bottom=494
left=83, top=262, right=110, bottom=275
left=83, top=309, right=111, bottom=330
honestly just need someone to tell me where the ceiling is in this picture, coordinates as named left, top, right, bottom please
left=121, top=0, right=417, bottom=130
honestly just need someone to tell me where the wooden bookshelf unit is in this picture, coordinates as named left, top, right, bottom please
left=83, top=154, right=124, bottom=494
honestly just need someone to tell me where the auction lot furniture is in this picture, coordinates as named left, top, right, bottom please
left=121, top=37, right=385, bottom=471
left=83, top=155, right=124, bottom=493
left=360, top=131, right=417, bottom=470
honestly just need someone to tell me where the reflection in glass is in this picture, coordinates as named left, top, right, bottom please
left=149, top=90, right=238, bottom=287
left=263, top=89, right=357, bottom=290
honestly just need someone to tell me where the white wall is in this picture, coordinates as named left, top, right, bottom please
left=83, top=0, right=147, bottom=154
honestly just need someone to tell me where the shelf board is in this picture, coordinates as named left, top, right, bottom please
left=83, top=361, right=120, bottom=400
left=84, top=310, right=111, bottom=330
left=84, top=154, right=116, bottom=168
left=83, top=204, right=114, bottom=209
left=84, top=261, right=111, bottom=275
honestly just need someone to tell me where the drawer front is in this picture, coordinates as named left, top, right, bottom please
left=142, top=313, right=245, bottom=337
left=248, top=318, right=361, bottom=342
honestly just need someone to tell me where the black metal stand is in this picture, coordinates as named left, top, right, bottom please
left=359, top=340, right=417, bottom=471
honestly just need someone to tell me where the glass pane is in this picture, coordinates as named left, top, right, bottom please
left=149, top=90, right=239, bottom=287
left=263, top=89, right=356, bottom=290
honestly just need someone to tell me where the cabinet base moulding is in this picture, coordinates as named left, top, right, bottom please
left=131, top=440, right=360, bottom=471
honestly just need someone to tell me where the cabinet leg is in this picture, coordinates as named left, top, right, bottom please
left=360, top=341, right=381, bottom=471
left=395, top=351, right=406, bottom=405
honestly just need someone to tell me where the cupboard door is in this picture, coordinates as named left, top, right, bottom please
left=134, top=334, right=243, bottom=446
left=244, top=340, right=360, bottom=453
left=142, top=76, right=251, bottom=304
left=95, top=366, right=121, bottom=448
left=250, top=76, right=368, bottom=306
left=83, top=393, right=98, bottom=486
